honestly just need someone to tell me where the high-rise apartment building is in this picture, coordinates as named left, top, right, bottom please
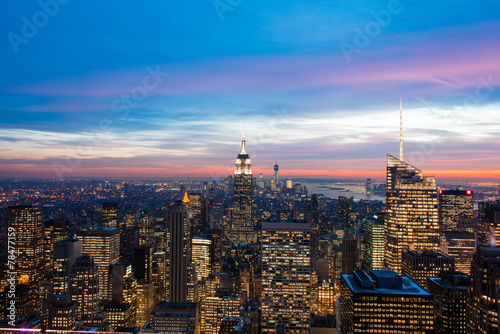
left=384, top=154, right=440, bottom=273
left=76, top=227, right=120, bottom=301
left=102, top=202, right=119, bottom=228
left=362, top=213, right=385, bottom=271
left=168, top=201, right=191, bottom=303
left=438, top=189, right=473, bottom=231
left=401, top=250, right=455, bottom=290
left=261, top=221, right=311, bottom=333
left=233, top=134, right=254, bottom=243
left=340, top=270, right=434, bottom=333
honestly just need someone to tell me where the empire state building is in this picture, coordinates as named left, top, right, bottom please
left=232, top=133, right=254, bottom=243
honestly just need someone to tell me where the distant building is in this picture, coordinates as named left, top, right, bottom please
left=192, top=237, right=211, bottom=281
left=365, top=178, right=372, bottom=195
left=139, top=207, right=154, bottom=247
left=438, top=189, right=473, bottom=231
left=261, top=221, right=311, bottom=333
left=341, top=234, right=358, bottom=274
left=133, top=246, right=153, bottom=282
left=428, top=271, right=470, bottom=334
left=43, top=218, right=71, bottom=271
left=102, top=202, right=119, bottom=227
left=338, top=196, right=351, bottom=228
left=401, top=250, right=455, bottom=290
left=384, top=155, right=440, bottom=273
left=340, top=270, right=434, bottom=333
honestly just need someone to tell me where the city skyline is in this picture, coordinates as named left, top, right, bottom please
left=1, top=1, right=500, bottom=180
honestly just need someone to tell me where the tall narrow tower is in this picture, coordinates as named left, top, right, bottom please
left=273, top=159, right=279, bottom=190
left=168, top=200, right=190, bottom=303
left=233, top=132, right=254, bottom=243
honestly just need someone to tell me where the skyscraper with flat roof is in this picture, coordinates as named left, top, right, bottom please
left=362, top=213, right=385, bottom=271
left=102, top=202, right=119, bottom=228
left=438, top=189, right=473, bottom=231
left=233, top=133, right=254, bottom=243
left=384, top=154, right=440, bottom=273
left=401, top=250, right=455, bottom=290
left=76, top=227, right=120, bottom=301
left=261, top=221, right=311, bottom=333
left=340, top=270, right=434, bottom=333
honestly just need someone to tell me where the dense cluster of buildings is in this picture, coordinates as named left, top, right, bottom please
left=0, top=135, right=499, bottom=333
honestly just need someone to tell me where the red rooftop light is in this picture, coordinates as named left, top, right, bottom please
left=467, top=190, right=472, bottom=195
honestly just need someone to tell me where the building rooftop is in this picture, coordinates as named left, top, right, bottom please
left=342, top=270, right=431, bottom=297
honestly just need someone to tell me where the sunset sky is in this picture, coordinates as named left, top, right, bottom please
left=1, top=1, right=500, bottom=180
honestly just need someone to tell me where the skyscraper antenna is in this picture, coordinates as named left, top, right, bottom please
left=400, top=97, right=403, bottom=161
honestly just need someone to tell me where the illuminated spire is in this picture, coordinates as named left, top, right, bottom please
left=240, top=129, right=247, bottom=155
left=400, top=97, right=404, bottom=161
left=182, top=191, right=190, bottom=203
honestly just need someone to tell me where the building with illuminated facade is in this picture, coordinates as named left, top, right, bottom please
left=478, top=200, right=500, bottom=246
left=53, top=238, right=82, bottom=295
left=384, top=154, right=440, bottom=273
left=103, top=302, right=134, bottom=331
left=361, top=214, right=385, bottom=271
left=7, top=205, right=43, bottom=303
left=42, top=294, right=77, bottom=330
left=203, top=294, right=241, bottom=334
left=76, top=227, right=120, bottom=301
left=401, top=250, right=455, bottom=290
left=340, top=270, right=434, bottom=333
left=168, top=200, right=191, bottom=303
left=192, top=236, right=211, bottom=281
left=233, top=134, right=254, bottom=243
left=261, top=221, right=311, bottom=333
left=136, top=281, right=154, bottom=328
left=146, top=302, right=198, bottom=333
left=428, top=271, right=470, bottom=334
left=341, top=233, right=358, bottom=274
left=69, top=254, right=100, bottom=321
left=467, top=244, right=500, bottom=334
left=102, top=202, right=119, bottom=228
left=43, top=218, right=70, bottom=271
left=139, top=206, right=155, bottom=247
left=438, top=189, right=473, bottom=231
left=338, top=196, right=351, bottom=228
left=441, top=231, right=476, bottom=275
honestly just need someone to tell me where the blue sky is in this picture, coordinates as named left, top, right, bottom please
left=1, top=0, right=500, bottom=180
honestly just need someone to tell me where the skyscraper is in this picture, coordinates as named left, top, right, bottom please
left=338, top=196, right=351, bottom=228
left=139, top=206, right=155, bottom=247
left=7, top=205, right=43, bottom=304
left=261, top=221, right=311, bottom=333
left=362, top=213, right=385, bottom=271
left=384, top=154, right=440, bottom=273
left=441, top=231, right=476, bottom=275
left=478, top=200, right=500, bottom=246
left=192, top=236, right=211, bottom=281
left=69, top=254, right=100, bottom=321
left=273, top=160, right=279, bottom=189
left=233, top=133, right=254, bottom=243
left=168, top=201, right=191, bottom=303
left=438, top=189, right=473, bottom=231
left=53, top=238, right=82, bottom=295
left=341, top=233, right=358, bottom=274
left=76, top=227, right=120, bottom=301
left=102, top=202, right=119, bottom=228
